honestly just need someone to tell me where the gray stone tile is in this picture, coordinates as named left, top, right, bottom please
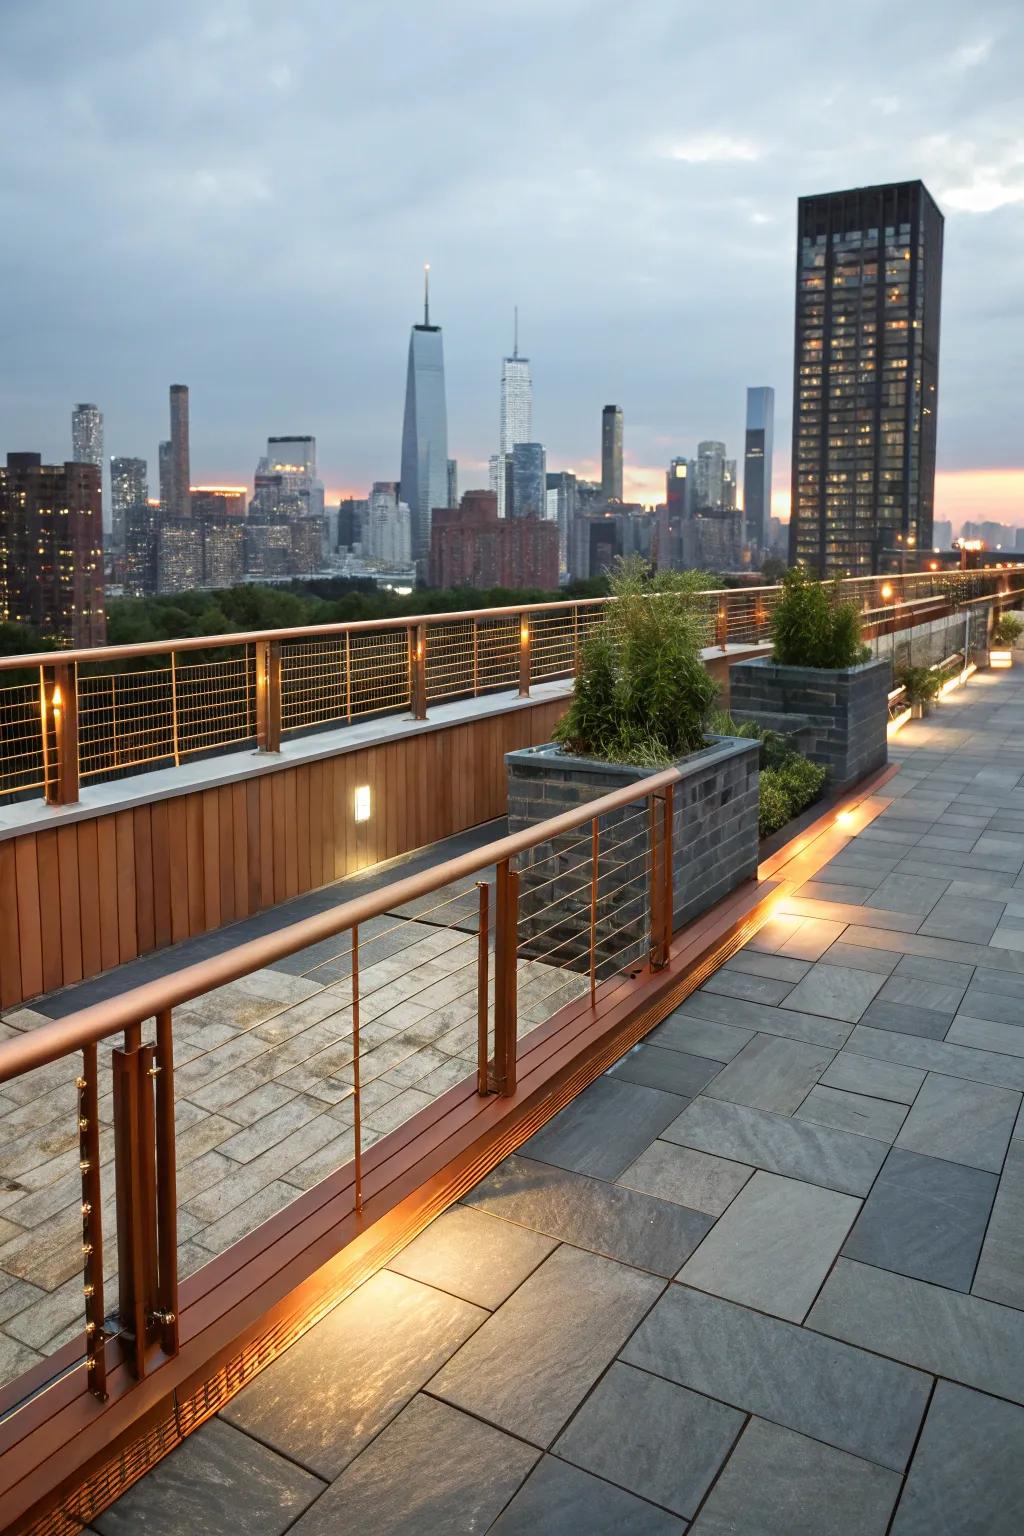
left=966, top=965, right=1024, bottom=1001
left=617, top=1141, right=753, bottom=1216
left=842, top=1147, right=997, bottom=1291
left=93, top=1418, right=325, bottom=1536
left=647, top=1011, right=753, bottom=1062
left=947, top=1014, right=1024, bottom=1058
left=973, top=1140, right=1024, bottom=1308
left=490, top=1455, right=683, bottom=1535
left=958, top=985, right=1024, bottom=1026
left=691, top=1418, right=899, bottom=1536
left=622, top=1284, right=930, bottom=1471
left=677, top=1170, right=859, bottom=1321
left=808, top=1257, right=1024, bottom=1403
left=794, top=1084, right=908, bottom=1141
left=846, top=1024, right=1024, bottom=1091
left=858, top=998, right=954, bottom=1039
left=722, top=951, right=811, bottom=984
left=222, top=1271, right=486, bottom=1479
left=895, top=1072, right=1020, bottom=1172
left=518, top=1076, right=685, bottom=1180
left=675, top=990, right=851, bottom=1048
left=429, top=1244, right=663, bottom=1447
left=919, top=894, right=1005, bottom=944
left=782, top=963, right=886, bottom=1025
left=463, top=1155, right=713, bottom=1275
left=703, top=1034, right=833, bottom=1116
left=387, top=1206, right=557, bottom=1310
left=607, top=1042, right=721, bottom=1099
left=663, top=1097, right=888, bottom=1196
left=795, top=880, right=868, bottom=905
left=819, top=1051, right=926, bottom=1105
left=287, top=1395, right=537, bottom=1536
left=894, top=953, right=976, bottom=989
left=700, top=969, right=796, bottom=1005
left=867, top=873, right=949, bottom=917
left=819, top=939, right=902, bottom=975
left=889, top=1381, right=1024, bottom=1536
left=876, top=973, right=969, bottom=1014
left=553, top=1361, right=742, bottom=1519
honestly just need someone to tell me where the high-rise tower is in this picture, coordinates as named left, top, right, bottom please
left=168, top=384, right=191, bottom=520
left=790, top=180, right=943, bottom=574
left=110, top=456, right=148, bottom=556
left=744, top=387, right=775, bottom=552
left=696, top=442, right=726, bottom=509
left=0, top=453, right=105, bottom=646
left=491, top=309, right=533, bottom=518
left=72, top=404, right=104, bottom=536
left=601, top=405, right=623, bottom=503
left=400, top=266, right=449, bottom=567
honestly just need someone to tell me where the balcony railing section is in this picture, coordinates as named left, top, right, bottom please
left=0, top=568, right=1021, bottom=808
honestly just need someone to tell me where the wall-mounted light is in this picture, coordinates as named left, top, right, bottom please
left=880, top=582, right=894, bottom=601
left=51, top=684, right=63, bottom=712
left=354, top=785, right=372, bottom=822
left=519, top=620, right=530, bottom=647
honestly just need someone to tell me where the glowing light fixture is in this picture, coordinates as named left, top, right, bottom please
left=354, top=785, right=372, bottom=822
left=991, top=650, right=1013, bottom=670
left=880, top=582, right=894, bottom=601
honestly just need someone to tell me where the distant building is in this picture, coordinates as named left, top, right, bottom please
left=245, top=520, right=293, bottom=578
left=546, top=471, right=577, bottom=577
left=72, top=403, right=105, bottom=542
left=168, top=385, right=191, bottom=520
left=682, top=508, right=743, bottom=572
left=508, top=442, right=547, bottom=519
left=497, top=314, right=533, bottom=518
left=932, top=519, right=953, bottom=550
left=790, top=180, right=944, bottom=574
left=110, top=456, right=148, bottom=557
left=429, top=490, right=558, bottom=590
left=696, top=442, right=726, bottom=509
left=125, top=502, right=160, bottom=596
left=337, top=497, right=367, bottom=550
left=364, top=482, right=412, bottom=566
left=156, top=517, right=202, bottom=592
left=601, top=405, right=623, bottom=503
left=158, top=440, right=172, bottom=511
left=446, top=458, right=458, bottom=510
left=201, top=520, right=245, bottom=588
left=744, top=387, right=775, bottom=551
left=261, top=437, right=324, bottom=519
left=0, top=453, right=105, bottom=645
left=667, top=458, right=694, bottom=520
left=190, top=486, right=247, bottom=521
left=723, top=460, right=738, bottom=510
left=400, top=267, right=448, bottom=567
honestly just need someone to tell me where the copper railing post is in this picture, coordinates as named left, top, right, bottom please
left=112, top=1035, right=158, bottom=1378
left=589, top=818, right=599, bottom=1006
left=650, top=786, right=674, bottom=969
left=493, top=859, right=519, bottom=1096
left=351, top=924, right=362, bottom=1212
left=255, top=639, right=281, bottom=752
left=78, top=1042, right=107, bottom=1400
left=44, top=662, right=79, bottom=805
left=410, top=624, right=428, bottom=721
left=716, top=602, right=728, bottom=652
left=476, top=881, right=491, bottom=1094
left=518, top=613, right=531, bottom=696
left=154, top=1009, right=178, bottom=1357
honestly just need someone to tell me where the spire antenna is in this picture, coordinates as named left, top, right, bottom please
left=513, top=305, right=519, bottom=358
left=424, top=263, right=430, bottom=326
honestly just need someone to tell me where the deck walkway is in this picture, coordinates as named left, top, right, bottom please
left=54, top=670, right=1024, bottom=1527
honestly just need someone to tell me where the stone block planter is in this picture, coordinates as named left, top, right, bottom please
left=505, top=735, right=759, bottom=975
left=729, top=656, right=890, bottom=788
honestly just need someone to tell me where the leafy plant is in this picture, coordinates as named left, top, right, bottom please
left=758, top=773, right=793, bottom=836
left=898, top=666, right=941, bottom=705
left=770, top=567, right=870, bottom=670
left=993, top=612, right=1024, bottom=647
left=712, top=710, right=826, bottom=835
left=554, top=557, right=719, bottom=765
left=776, top=755, right=827, bottom=806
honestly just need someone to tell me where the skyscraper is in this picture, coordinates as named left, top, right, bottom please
left=601, top=405, right=623, bottom=503
left=72, top=404, right=104, bottom=537
left=790, top=180, right=944, bottom=574
left=168, top=384, right=191, bottom=520
left=110, top=456, right=148, bottom=556
left=723, top=460, right=738, bottom=510
left=546, top=470, right=577, bottom=577
left=508, top=443, right=547, bottom=520
left=364, top=482, right=413, bottom=567
left=0, top=453, right=105, bottom=646
left=743, top=387, right=775, bottom=551
left=400, top=265, right=449, bottom=568
left=446, top=458, right=458, bottom=509
left=158, top=440, right=172, bottom=510
left=696, top=442, right=726, bottom=509
left=262, top=437, right=324, bottom=518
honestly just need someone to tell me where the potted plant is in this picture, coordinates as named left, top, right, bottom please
left=898, top=665, right=942, bottom=719
left=505, top=559, right=760, bottom=968
left=729, top=567, right=890, bottom=787
left=991, top=611, right=1024, bottom=669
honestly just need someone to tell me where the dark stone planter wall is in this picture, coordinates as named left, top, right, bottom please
left=505, top=736, right=759, bottom=975
left=730, top=656, right=889, bottom=788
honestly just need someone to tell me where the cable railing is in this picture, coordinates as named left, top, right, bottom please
left=1, top=566, right=1022, bottom=808
left=0, top=763, right=680, bottom=1427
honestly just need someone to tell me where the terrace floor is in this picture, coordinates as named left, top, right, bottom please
left=22, top=666, right=1024, bottom=1530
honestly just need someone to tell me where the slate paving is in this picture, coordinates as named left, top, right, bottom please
left=62, top=670, right=1024, bottom=1527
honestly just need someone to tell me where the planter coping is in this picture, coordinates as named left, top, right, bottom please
left=732, top=654, right=890, bottom=682
left=505, top=733, right=759, bottom=784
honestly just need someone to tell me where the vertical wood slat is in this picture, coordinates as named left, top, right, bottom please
left=185, top=795, right=205, bottom=936
left=37, top=829, right=63, bottom=994
left=150, top=799, right=172, bottom=951
left=217, top=785, right=235, bottom=928
left=14, top=835, right=42, bottom=1001
left=96, top=817, right=120, bottom=972
left=114, top=811, right=138, bottom=963
left=77, top=819, right=102, bottom=981
left=56, top=824, right=83, bottom=985
left=0, top=841, right=22, bottom=1007
left=167, top=798, right=190, bottom=944
left=133, top=807, right=155, bottom=956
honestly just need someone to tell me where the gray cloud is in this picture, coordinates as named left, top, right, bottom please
left=1, top=0, right=1022, bottom=500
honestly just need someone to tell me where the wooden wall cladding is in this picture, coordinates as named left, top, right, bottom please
left=0, top=698, right=569, bottom=1011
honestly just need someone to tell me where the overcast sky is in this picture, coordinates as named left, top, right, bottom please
left=1, top=0, right=1022, bottom=523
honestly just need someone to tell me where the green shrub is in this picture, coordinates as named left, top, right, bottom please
left=898, top=666, right=941, bottom=705
left=993, top=612, right=1024, bottom=647
left=758, top=772, right=792, bottom=837
left=554, top=557, right=719, bottom=765
left=776, top=755, right=827, bottom=810
left=771, top=567, right=870, bottom=670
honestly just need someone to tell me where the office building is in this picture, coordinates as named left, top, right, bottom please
left=72, top=404, right=105, bottom=541
left=446, top=459, right=458, bottom=510
left=932, top=519, right=953, bottom=550
left=168, top=384, right=191, bottom=520
left=546, top=471, right=577, bottom=577
left=790, top=180, right=944, bottom=574
left=601, top=405, right=623, bottom=503
left=110, top=456, right=148, bottom=556
left=681, top=508, right=743, bottom=572
left=245, top=520, right=293, bottom=577
left=666, top=458, right=693, bottom=520
left=494, top=312, right=533, bottom=517
left=156, top=518, right=202, bottom=592
left=364, top=482, right=412, bottom=567
left=696, top=441, right=726, bottom=509
left=508, top=442, right=547, bottom=520
left=743, top=387, right=775, bottom=551
left=201, top=520, right=245, bottom=588
left=191, top=486, right=247, bottom=521
left=262, top=437, right=324, bottom=519
left=399, top=266, right=448, bottom=567
left=158, top=440, right=172, bottom=511
left=723, top=460, right=738, bottom=510
left=430, top=491, right=557, bottom=591
left=337, top=497, right=367, bottom=550
left=125, top=502, right=160, bottom=596
left=0, top=453, right=105, bottom=646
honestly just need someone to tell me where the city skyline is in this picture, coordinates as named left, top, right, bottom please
left=1, top=3, right=1022, bottom=524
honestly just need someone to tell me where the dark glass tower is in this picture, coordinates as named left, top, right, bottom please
left=400, top=266, right=448, bottom=569
left=789, top=181, right=943, bottom=575
left=601, top=404, right=623, bottom=503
